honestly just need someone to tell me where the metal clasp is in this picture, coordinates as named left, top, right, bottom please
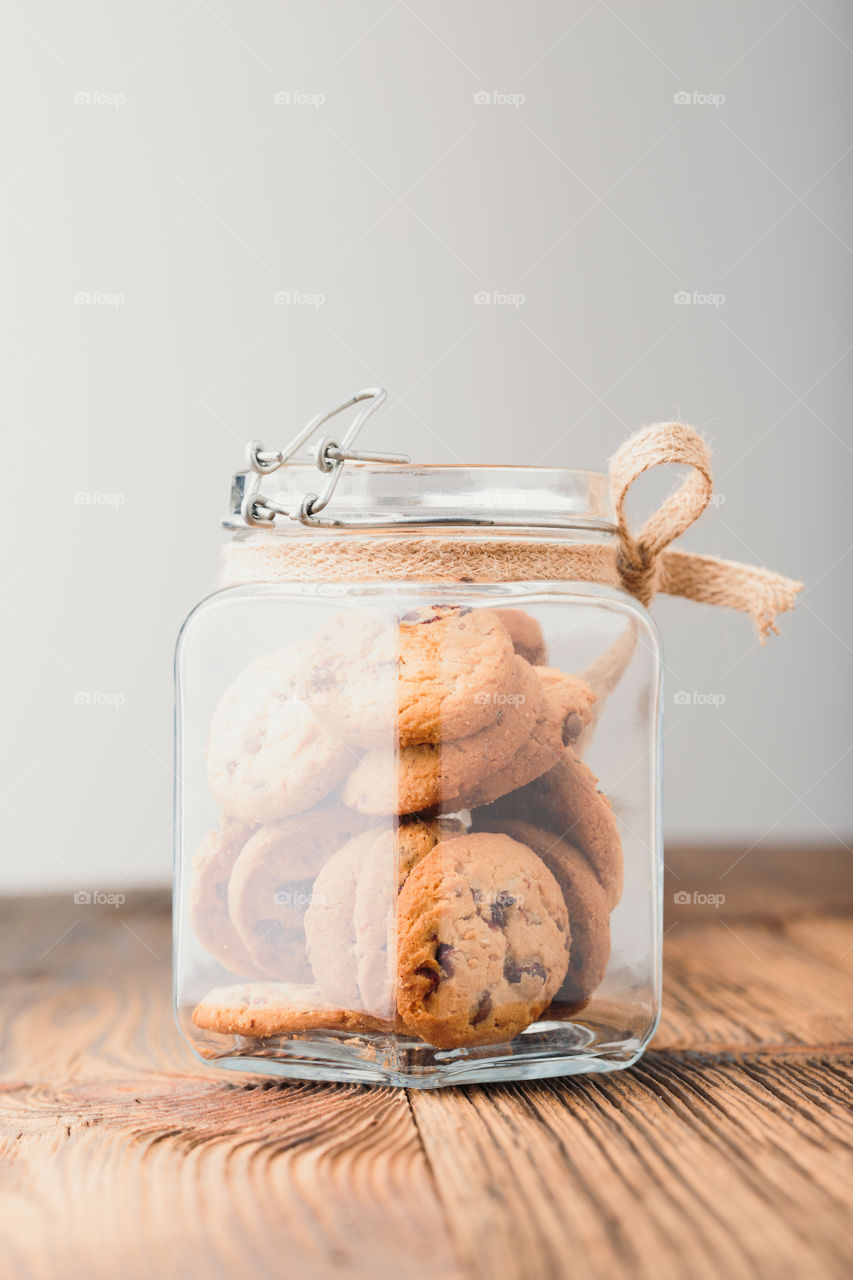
left=241, top=387, right=409, bottom=528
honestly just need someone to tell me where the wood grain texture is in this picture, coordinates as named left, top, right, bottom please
left=0, top=844, right=851, bottom=1280
left=410, top=1055, right=853, bottom=1280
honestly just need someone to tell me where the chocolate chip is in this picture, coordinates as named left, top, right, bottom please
left=471, top=992, right=492, bottom=1025
left=504, top=958, right=547, bottom=984
left=435, top=943, right=455, bottom=976
left=563, top=712, right=583, bottom=745
left=488, top=903, right=505, bottom=929
left=415, top=965, right=440, bottom=995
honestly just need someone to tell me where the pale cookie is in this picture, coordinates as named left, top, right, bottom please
left=494, top=608, right=547, bottom=665
left=304, top=819, right=460, bottom=1015
left=476, top=820, right=610, bottom=1003
left=302, top=833, right=366, bottom=1009
left=341, top=657, right=542, bottom=815
left=353, top=818, right=465, bottom=1018
left=301, top=605, right=518, bottom=749
left=188, top=818, right=267, bottom=979
left=299, top=612, right=400, bottom=749
left=396, top=833, right=570, bottom=1049
left=476, top=750, right=624, bottom=910
left=191, top=981, right=390, bottom=1037
left=460, top=667, right=595, bottom=809
left=227, top=805, right=369, bottom=983
left=206, top=645, right=353, bottom=824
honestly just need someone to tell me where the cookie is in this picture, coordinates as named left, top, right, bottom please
left=304, top=818, right=460, bottom=1016
left=191, top=981, right=390, bottom=1037
left=301, top=605, right=518, bottom=749
left=475, top=751, right=623, bottom=910
left=341, top=657, right=542, bottom=815
left=302, top=833, right=366, bottom=1009
left=188, top=819, right=267, bottom=979
left=494, top=609, right=547, bottom=665
left=459, top=667, right=596, bottom=809
left=396, top=832, right=570, bottom=1049
left=227, top=805, right=369, bottom=983
left=476, top=820, right=610, bottom=1003
left=298, top=612, right=400, bottom=749
left=206, top=645, right=353, bottom=824
left=353, top=818, right=465, bottom=1018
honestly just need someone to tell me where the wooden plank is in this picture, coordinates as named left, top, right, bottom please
left=409, top=1054, right=853, bottom=1280
left=0, top=1077, right=461, bottom=1280
left=655, top=913, right=853, bottom=1052
left=0, top=890, right=183, bottom=1083
left=0, top=893, right=462, bottom=1280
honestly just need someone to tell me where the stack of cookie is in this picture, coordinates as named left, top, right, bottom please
left=190, top=604, right=623, bottom=1051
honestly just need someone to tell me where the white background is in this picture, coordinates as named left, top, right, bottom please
left=1, top=0, right=851, bottom=890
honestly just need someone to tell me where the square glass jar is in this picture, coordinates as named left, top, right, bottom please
left=174, top=464, right=662, bottom=1087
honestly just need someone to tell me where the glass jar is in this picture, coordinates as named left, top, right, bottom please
left=174, top=403, right=663, bottom=1088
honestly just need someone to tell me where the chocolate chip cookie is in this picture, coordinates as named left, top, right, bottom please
left=459, top=667, right=595, bottom=809
left=227, top=805, right=369, bottom=983
left=341, top=657, right=542, bottom=815
left=301, top=605, right=519, bottom=749
left=493, top=608, right=547, bottom=666
left=475, top=750, right=624, bottom=910
left=396, top=832, right=570, bottom=1049
left=477, top=819, right=610, bottom=1003
left=191, top=981, right=390, bottom=1037
left=206, top=645, right=353, bottom=824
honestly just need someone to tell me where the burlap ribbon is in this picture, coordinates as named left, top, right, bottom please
left=220, top=422, right=802, bottom=641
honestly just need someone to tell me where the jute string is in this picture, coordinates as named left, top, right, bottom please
left=220, top=422, right=802, bottom=641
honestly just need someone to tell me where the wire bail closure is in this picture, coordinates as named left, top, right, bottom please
left=241, top=387, right=410, bottom=528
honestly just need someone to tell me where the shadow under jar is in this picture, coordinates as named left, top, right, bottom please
left=174, top=461, right=662, bottom=1087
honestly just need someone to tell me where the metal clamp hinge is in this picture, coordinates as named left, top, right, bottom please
left=240, top=387, right=409, bottom=528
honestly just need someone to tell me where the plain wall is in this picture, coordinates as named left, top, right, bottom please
left=1, top=0, right=851, bottom=890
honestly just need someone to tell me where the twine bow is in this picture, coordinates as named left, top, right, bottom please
left=609, top=423, right=801, bottom=640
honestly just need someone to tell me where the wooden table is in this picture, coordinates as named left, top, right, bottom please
left=1, top=845, right=851, bottom=1280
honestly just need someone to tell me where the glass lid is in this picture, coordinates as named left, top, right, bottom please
left=226, top=463, right=614, bottom=533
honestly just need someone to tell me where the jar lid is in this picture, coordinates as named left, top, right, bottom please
left=227, top=463, right=613, bottom=533
left=226, top=388, right=614, bottom=534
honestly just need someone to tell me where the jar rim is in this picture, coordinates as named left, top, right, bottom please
left=227, top=462, right=615, bottom=534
